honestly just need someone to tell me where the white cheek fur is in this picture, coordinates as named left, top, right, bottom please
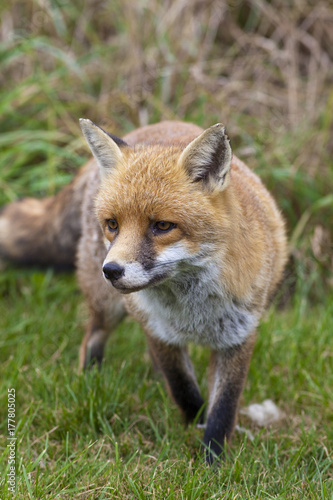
left=155, top=241, right=192, bottom=265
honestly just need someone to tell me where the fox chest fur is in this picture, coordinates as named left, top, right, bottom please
left=128, top=264, right=259, bottom=350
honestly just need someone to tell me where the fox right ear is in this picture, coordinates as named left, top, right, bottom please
left=79, top=119, right=127, bottom=178
left=178, top=124, right=232, bottom=192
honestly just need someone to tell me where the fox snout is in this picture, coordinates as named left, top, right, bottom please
left=102, top=258, right=154, bottom=294
left=103, top=261, right=125, bottom=282
left=102, top=255, right=175, bottom=294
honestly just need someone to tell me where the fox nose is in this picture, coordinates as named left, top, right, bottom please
left=103, top=262, right=125, bottom=281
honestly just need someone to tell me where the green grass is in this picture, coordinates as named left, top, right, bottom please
left=0, top=272, right=332, bottom=498
left=1, top=0, right=333, bottom=497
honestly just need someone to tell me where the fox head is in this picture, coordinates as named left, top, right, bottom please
left=80, top=119, right=233, bottom=294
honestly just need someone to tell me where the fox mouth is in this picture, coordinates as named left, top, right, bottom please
left=107, top=272, right=170, bottom=294
left=112, top=283, right=147, bottom=294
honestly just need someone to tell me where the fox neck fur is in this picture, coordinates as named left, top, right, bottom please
left=130, top=261, right=259, bottom=350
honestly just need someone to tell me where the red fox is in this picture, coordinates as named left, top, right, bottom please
left=0, top=120, right=288, bottom=464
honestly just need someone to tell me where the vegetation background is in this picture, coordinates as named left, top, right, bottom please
left=0, top=0, right=332, bottom=498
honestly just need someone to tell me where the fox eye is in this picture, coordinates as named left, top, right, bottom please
left=107, top=219, right=118, bottom=232
left=153, top=221, right=176, bottom=234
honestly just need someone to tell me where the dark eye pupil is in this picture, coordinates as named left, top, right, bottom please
left=107, top=220, right=118, bottom=231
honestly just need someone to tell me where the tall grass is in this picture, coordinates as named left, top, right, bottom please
left=0, top=0, right=332, bottom=498
left=1, top=0, right=332, bottom=295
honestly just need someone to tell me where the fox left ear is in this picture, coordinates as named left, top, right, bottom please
left=178, top=124, right=232, bottom=191
left=79, top=119, right=128, bottom=178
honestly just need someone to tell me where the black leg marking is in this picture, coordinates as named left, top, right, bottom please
left=84, top=340, right=105, bottom=370
left=147, top=335, right=204, bottom=424
left=80, top=317, right=109, bottom=371
left=203, top=385, right=241, bottom=465
left=203, top=333, right=256, bottom=465
left=162, top=365, right=205, bottom=424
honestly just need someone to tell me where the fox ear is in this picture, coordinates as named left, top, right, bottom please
left=178, top=124, right=232, bottom=191
left=79, top=119, right=127, bottom=178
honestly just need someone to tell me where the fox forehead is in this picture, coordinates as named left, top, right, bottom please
left=95, top=145, right=218, bottom=228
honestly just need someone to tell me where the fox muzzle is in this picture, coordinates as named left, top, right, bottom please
left=102, top=261, right=125, bottom=282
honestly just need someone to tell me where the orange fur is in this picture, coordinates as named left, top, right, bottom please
left=0, top=120, right=288, bottom=464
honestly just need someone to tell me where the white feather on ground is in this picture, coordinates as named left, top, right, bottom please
left=197, top=400, right=283, bottom=441
left=239, top=399, right=284, bottom=427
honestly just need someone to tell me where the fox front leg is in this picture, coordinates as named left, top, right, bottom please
left=146, top=335, right=205, bottom=425
left=79, top=306, right=126, bottom=370
left=204, top=332, right=256, bottom=465
left=79, top=316, right=110, bottom=370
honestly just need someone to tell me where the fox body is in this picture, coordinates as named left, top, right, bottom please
left=0, top=120, right=287, bottom=463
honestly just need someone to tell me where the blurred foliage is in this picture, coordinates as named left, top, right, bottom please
left=0, top=0, right=332, bottom=300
